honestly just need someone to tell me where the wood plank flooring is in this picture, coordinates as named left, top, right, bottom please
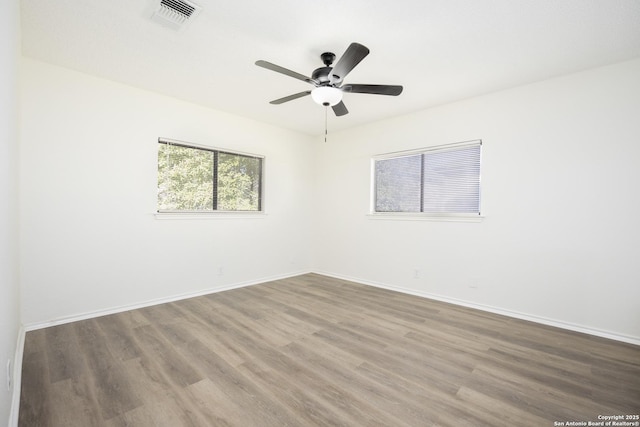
left=19, top=273, right=640, bottom=426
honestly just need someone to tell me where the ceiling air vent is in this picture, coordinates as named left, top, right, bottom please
left=150, top=0, right=201, bottom=31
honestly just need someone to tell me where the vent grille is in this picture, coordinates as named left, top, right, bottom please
left=161, top=0, right=195, bottom=18
left=150, top=0, right=201, bottom=30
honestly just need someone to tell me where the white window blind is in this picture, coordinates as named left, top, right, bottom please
left=373, top=140, right=481, bottom=215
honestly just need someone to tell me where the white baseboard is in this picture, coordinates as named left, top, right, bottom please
left=9, top=325, right=25, bottom=427
left=24, top=270, right=312, bottom=332
left=313, top=270, right=640, bottom=346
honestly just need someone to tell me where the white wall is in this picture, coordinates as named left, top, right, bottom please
left=1, top=0, right=21, bottom=424
left=20, top=59, right=315, bottom=326
left=313, top=59, right=640, bottom=342
left=19, top=56, right=640, bottom=344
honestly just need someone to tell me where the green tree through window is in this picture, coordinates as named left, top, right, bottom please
left=158, top=140, right=263, bottom=212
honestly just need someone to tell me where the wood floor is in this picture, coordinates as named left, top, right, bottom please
left=19, top=274, right=640, bottom=426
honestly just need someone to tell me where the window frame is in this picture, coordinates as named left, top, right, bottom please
left=370, top=140, right=483, bottom=221
left=156, top=138, right=265, bottom=216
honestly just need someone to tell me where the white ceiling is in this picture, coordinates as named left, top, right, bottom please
left=20, top=0, right=640, bottom=136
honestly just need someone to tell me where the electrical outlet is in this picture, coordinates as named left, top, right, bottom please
left=413, top=269, right=420, bottom=279
left=6, top=359, right=11, bottom=391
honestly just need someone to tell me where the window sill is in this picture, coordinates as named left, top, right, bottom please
left=367, top=213, right=484, bottom=223
left=155, top=211, right=267, bottom=220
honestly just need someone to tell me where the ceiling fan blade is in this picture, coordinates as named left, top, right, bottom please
left=255, top=60, right=315, bottom=85
left=330, top=43, right=370, bottom=84
left=269, top=91, right=311, bottom=105
left=343, top=84, right=403, bottom=96
left=332, top=101, right=349, bottom=116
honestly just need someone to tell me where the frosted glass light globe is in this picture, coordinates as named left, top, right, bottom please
left=311, top=86, right=343, bottom=106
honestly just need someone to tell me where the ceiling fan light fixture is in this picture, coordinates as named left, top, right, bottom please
left=256, top=42, right=402, bottom=118
left=311, top=86, right=343, bottom=106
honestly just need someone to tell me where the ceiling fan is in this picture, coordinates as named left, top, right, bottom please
left=255, top=42, right=403, bottom=117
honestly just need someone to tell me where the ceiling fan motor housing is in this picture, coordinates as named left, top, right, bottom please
left=312, top=66, right=334, bottom=85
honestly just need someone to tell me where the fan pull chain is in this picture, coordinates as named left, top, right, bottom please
left=324, top=105, right=328, bottom=143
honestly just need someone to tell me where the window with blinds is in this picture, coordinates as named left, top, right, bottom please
left=373, top=140, right=481, bottom=216
left=157, top=139, right=263, bottom=212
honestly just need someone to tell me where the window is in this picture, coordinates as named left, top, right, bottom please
left=157, top=139, right=263, bottom=212
left=373, top=140, right=481, bottom=216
